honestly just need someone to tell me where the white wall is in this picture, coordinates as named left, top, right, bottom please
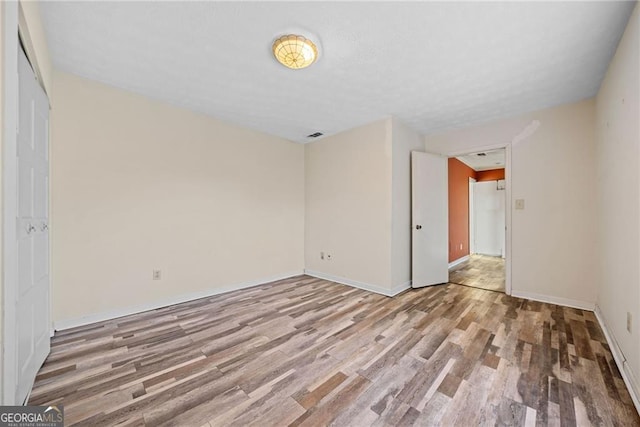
left=305, top=119, right=393, bottom=290
left=425, top=99, right=597, bottom=309
left=51, top=71, right=305, bottom=326
left=391, top=118, right=424, bottom=288
left=595, top=3, right=640, bottom=401
left=473, top=181, right=505, bottom=257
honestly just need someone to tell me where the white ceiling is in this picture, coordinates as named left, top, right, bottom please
left=457, top=149, right=505, bottom=172
left=40, top=1, right=635, bottom=143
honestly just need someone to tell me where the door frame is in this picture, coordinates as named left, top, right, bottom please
left=468, top=177, right=476, bottom=255
left=447, top=143, right=512, bottom=296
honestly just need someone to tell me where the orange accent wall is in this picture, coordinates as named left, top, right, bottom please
left=476, top=168, right=505, bottom=182
left=448, top=158, right=476, bottom=263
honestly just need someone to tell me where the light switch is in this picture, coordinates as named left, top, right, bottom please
left=515, top=199, right=525, bottom=210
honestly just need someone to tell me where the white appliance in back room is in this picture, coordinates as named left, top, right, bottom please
left=472, top=179, right=506, bottom=258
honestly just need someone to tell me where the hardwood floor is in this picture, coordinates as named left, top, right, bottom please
left=449, top=254, right=506, bottom=292
left=30, top=275, right=639, bottom=426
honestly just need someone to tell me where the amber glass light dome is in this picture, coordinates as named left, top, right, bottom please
left=272, top=35, right=318, bottom=69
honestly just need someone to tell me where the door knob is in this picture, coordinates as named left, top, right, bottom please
left=416, top=225, right=422, bottom=230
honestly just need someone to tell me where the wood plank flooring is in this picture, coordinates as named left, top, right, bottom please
left=449, top=254, right=506, bottom=292
left=30, top=275, right=639, bottom=426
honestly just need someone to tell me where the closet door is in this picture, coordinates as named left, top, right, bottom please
left=15, top=47, right=50, bottom=404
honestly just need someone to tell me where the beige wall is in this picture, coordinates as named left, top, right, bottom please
left=391, top=118, right=424, bottom=287
left=305, top=119, right=393, bottom=290
left=18, top=1, right=52, bottom=97
left=425, top=99, right=598, bottom=308
left=596, top=3, right=640, bottom=393
left=305, top=117, right=425, bottom=293
left=51, top=71, right=304, bottom=325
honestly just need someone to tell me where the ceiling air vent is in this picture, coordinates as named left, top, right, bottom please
left=307, top=132, right=323, bottom=138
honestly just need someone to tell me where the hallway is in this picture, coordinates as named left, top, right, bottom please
left=449, top=254, right=505, bottom=292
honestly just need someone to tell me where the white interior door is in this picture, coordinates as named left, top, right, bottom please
left=411, top=151, right=448, bottom=288
left=15, top=47, right=50, bottom=404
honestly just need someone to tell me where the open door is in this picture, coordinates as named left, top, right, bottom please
left=13, top=47, right=51, bottom=404
left=411, top=151, right=448, bottom=288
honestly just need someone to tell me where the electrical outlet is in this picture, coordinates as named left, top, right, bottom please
left=320, top=251, right=325, bottom=260
left=327, top=254, right=332, bottom=261
left=153, top=270, right=161, bottom=280
left=515, top=199, right=525, bottom=210
left=627, top=312, right=632, bottom=333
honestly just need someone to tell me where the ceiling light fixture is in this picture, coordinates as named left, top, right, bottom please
left=272, top=34, right=318, bottom=70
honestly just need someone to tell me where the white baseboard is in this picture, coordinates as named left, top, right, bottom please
left=594, top=305, right=640, bottom=413
left=304, top=269, right=410, bottom=297
left=448, top=255, right=470, bottom=269
left=53, top=270, right=304, bottom=331
left=393, top=280, right=412, bottom=295
left=510, top=290, right=595, bottom=311
left=472, top=252, right=503, bottom=258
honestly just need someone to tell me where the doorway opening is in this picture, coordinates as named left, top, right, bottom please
left=447, top=148, right=506, bottom=292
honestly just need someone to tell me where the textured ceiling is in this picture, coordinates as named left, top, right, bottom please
left=457, top=149, right=505, bottom=172
left=40, top=1, right=635, bottom=143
